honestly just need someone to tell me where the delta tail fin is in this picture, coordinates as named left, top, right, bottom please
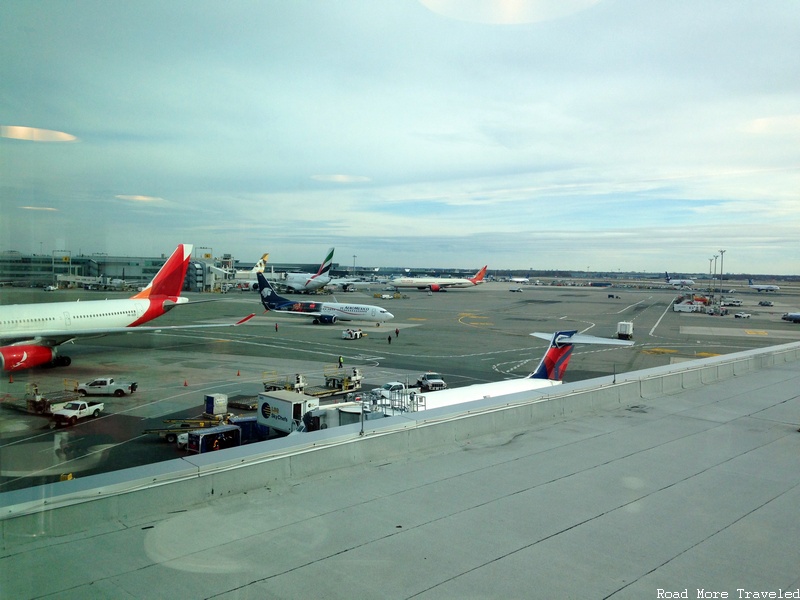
left=132, top=244, right=193, bottom=300
left=470, top=266, right=489, bottom=285
left=528, top=330, right=634, bottom=382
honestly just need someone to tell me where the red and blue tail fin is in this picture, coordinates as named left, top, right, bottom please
left=530, top=330, right=577, bottom=381
left=528, top=330, right=635, bottom=382
left=132, top=244, right=192, bottom=299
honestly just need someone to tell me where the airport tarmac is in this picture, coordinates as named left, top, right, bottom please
left=2, top=281, right=799, bottom=491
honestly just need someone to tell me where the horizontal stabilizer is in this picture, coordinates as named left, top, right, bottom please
left=530, top=332, right=634, bottom=347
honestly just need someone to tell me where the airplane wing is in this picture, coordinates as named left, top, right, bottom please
left=0, top=314, right=255, bottom=346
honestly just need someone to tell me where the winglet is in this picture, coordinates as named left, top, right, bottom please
left=132, top=244, right=193, bottom=299
left=470, top=266, right=488, bottom=285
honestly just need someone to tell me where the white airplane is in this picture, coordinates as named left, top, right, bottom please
left=227, top=253, right=270, bottom=291
left=748, top=279, right=780, bottom=292
left=665, top=272, right=694, bottom=287
left=257, top=273, right=393, bottom=324
left=277, top=247, right=335, bottom=293
left=0, top=244, right=254, bottom=372
left=509, top=276, right=529, bottom=284
left=413, top=330, right=633, bottom=411
left=390, top=266, right=488, bottom=292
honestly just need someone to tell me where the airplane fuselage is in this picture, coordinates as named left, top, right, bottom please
left=282, top=273, right=331, bottom=293
left=1, top=298, right=159, bottom=339
left=390, top=276, right=476, bottom=289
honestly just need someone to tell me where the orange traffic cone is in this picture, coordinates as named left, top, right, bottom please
left=183, top=380, right=188, bottom=387
left=9, top=374, right=13, bottom=383
left=237, top=370, right=240, bottom=377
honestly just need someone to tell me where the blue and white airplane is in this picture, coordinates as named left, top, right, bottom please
left=257, top=273, right=394, bottom=325
left=665, top=272, right=694, bottom=287
left=748, top=279, right=780, bottom=292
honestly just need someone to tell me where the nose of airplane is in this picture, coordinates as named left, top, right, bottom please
left=385, top=312, right=395, bottom=320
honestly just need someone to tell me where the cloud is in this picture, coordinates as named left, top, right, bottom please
left=0, top=126, right=77, bottom=142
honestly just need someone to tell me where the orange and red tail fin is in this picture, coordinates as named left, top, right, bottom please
left=470, top=266, right=488, bottom=285
left=132, top=244, right=193, bottom=299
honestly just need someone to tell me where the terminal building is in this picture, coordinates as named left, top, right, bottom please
left=0, top=250, right=334, bottom=292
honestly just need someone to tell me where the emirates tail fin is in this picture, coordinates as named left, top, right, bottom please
left=315, top=248, right=335, bottom=277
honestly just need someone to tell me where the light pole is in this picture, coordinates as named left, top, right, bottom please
left=352, top=255, right=357, bottom=276
left=719, top=249, right=726, bottom=293
left=713, top=254, right=718, bottom=303
left=708, top=257, right=713, bottom=294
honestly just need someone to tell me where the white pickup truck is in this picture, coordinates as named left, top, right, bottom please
left=77, top=377, right=138, bottom=397
left=53, top=401, right=104, bottom=426
left=416, top=372, right=447, bottom=392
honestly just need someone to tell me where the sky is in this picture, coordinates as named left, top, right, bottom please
left=1, top=0, right=799, bottom=275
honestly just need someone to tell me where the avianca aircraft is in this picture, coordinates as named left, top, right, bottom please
left=0, top=244, right=254, bottom=372
left=390, top=266, right=488, bottom=292
left=665, top=272, right=694, bottom=287
left=748, top=279, right=780, bottom=292
left=276, top=247, right=335, bottom=293
left=257, top=273, right=393, bottom=324
left=414, top=330, right=633, bottom=412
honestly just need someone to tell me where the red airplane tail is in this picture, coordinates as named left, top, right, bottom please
left=132, top=244, right=193, bottom=299
left=470, top=266, right=488, bottom=285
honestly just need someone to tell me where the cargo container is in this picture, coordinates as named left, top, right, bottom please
left=186, top=424, right=241, bottom=454
left=257, top=390, right=319, bottom=435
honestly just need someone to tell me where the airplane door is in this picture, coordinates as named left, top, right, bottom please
left=63, top=311, right=71, bottom=327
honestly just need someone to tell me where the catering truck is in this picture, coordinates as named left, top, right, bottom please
left=257, top=390, right=319, bottom=435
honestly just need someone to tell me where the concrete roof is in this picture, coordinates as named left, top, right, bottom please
left=2, top=344, right=800, bottom=599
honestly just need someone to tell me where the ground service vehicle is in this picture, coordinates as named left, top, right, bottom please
left=417, top=372, right=447, bottom=392
left=372, top=381, right=407, bottom=400
left=782, top=312, right=800, bottom=323
left=616, top=321, right=634, bottom=340
left=53, top=401, right=104, bottom=426
left=186, top=424, right=241, bottom=453
left=77, top=377, right=138, bottom=397
left=758, top=301, right=774, bottom=307
left=257, top=390, right=319, bottom=435
left=734, top=312, right=751, bottom=319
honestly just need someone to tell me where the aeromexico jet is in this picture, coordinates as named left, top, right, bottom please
left=390, top=266, right=488, bottom=292
left=0, top=244, right=254, bottom=372
left=257, top=273, right=393, bottom=324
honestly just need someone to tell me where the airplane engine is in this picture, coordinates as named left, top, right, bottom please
left=0, top=345, right=60, bottom=372
left=429, top=284, right=441, bottom=292
left=317, top=315, right=338, bottom=325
